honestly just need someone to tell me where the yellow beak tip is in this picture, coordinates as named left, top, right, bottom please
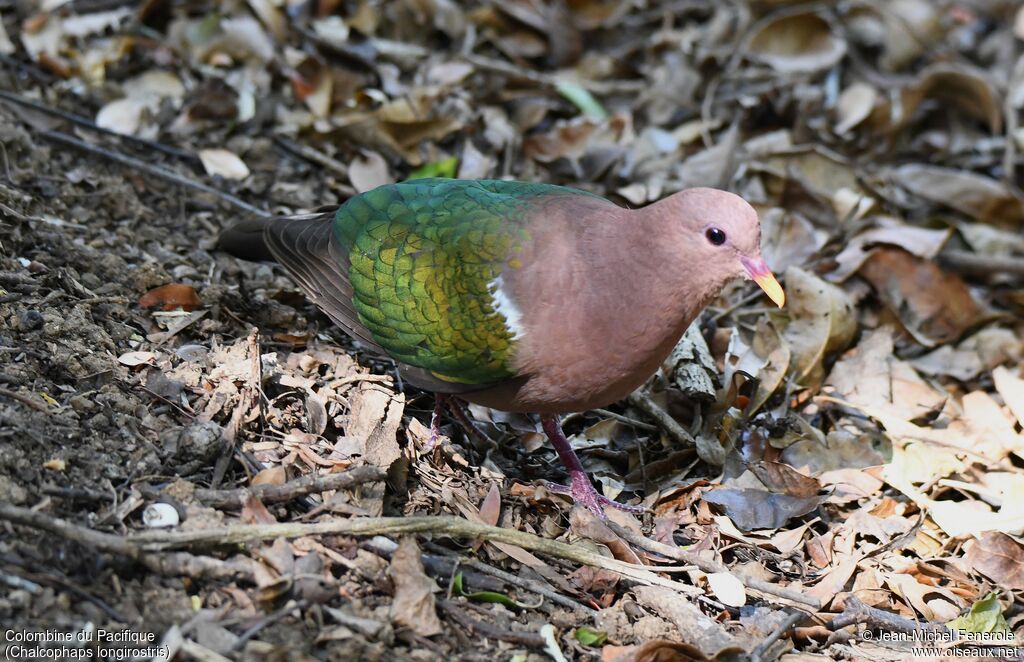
left=754, top=274, right=785, bottom=308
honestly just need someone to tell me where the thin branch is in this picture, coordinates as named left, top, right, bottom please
left=829, top=595, right=951, bottom=638
left=0, top=89, right=199, bottom=163
left=627, top=391, right=696, bottom=447
left=939, top=250, right=1024, bottom=277
left=39, top=130, right=269, bottom=218
left=194, top=465, right=385, bottom=509
left=0, top=504, right=701, bottom=596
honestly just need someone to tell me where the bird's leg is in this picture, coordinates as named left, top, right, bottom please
left=539, top=414, right=645, bottom=519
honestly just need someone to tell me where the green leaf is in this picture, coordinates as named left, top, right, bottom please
left=452, top=571, right=542, bottom=609
left=556, top=82, right=608, bottom=120
left=947, top=592, right=1010, bottom=635
left=574, top=626, right=607, bottom=647
left=408, top=156, right=458, bottom=180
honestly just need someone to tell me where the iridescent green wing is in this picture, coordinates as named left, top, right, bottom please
left=332, top=179, right=587, bottom=385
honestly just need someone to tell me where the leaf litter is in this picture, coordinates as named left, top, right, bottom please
left=0, top=0, right=1022, bottom=660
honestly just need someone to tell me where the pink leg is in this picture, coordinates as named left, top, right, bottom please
left=540, top=414, right=645, bottom=519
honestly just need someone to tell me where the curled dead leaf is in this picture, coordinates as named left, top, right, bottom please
left=746, top=11, right=846, bottom=73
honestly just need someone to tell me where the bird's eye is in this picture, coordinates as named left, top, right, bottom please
left=705, top=227, right=727, bottom=246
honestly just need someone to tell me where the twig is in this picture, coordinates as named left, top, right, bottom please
left=274, top=137, right=354, bottom=189
left=829, top=595, right=951, bottom=638
left=627, top=391, right=696, bottom=447
left=0, top=89, right=199, bottom=163
left=0, top=504, right=700, bottom=596
left=606, top=521, right=821, bottom=608
left=591, top=408, right=658, bottom=432
left=194, top=465, right=386, bottom=509
left=0, top=387, right=50, bottom=412
left=751, top=610, right=808, bottom=662
left=438, top=600, right=545, bottom=647
left=231, top=599, right=308, bottom=652
left=939, top=250, right=1024, bottom=277
left=38, top=130, right=268, bottom=217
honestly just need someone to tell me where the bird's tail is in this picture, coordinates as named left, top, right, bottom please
left=217, top=217, right=276, bottom=262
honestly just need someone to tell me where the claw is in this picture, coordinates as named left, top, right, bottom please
left=539, top=414, right=644, bottom=519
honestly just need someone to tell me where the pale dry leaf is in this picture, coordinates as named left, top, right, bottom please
left=993, top=366, right=1024, bottom=429
left=117, top=351, right=158, bottom=367
left=388, top=536, right=443, bottom=637
left=885, top=573, right=961, bottom=621
left=828, top=221, right=951, bottom=282
left=834, top=82, right=876, bottom=134
left=632, top=586, right=742, bottom=658
left=706, top=572, right=746, bottom=607
left=782, top=266, right=857, bottom=387
left=889, top=165, right=1023, bottom=223
left=825, top=326, right=945, bottom=422
left=198, top=148, right=250, bottom=180
left=349, top=151, right=392, bottom=193
left=96, top=98, right=150, bottom=136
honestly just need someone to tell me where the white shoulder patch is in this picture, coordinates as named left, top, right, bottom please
left=488, top=275, right=525, bottom=340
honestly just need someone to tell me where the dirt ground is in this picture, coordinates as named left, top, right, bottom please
left=2, top=1, right=1024, bottom=661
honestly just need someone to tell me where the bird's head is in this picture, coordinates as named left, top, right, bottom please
left=663, top=187, right=785, bottom=308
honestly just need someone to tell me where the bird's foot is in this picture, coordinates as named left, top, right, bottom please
left=541, top=475, right=645, bottom=519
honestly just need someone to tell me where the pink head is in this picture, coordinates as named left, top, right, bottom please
left=657, top=188, right=785, bottom=307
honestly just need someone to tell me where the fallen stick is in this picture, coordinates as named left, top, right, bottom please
left=194, top=465, right=386, bottom=509
left=0, top=504, right=700, bottom=597
left=39, top=130, right=268, bottom=218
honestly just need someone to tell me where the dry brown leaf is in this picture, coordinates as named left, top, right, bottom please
left=746, top=11, right=846, bottom=73
left=962, top=532, right=1024, bottom=590
left=703, top=488, right=823, bottom=531
left=251, top=466, right=286, bottom=487
left=478, top=482, right=501, bottom=527
left=388, top=537, right=443, bottom=637
left=869, top=64, right=1002, bottom=135
left=858, top=249, right=985, bottom=347
left=748, top=462, right=821, bottom=498
left=138, top=283, right=203, bottom=311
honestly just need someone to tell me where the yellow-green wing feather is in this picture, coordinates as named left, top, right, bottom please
left=332, top=178, right=591, bottom=385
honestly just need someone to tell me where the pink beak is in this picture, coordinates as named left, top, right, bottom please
left=741, top=257, right=785, bottom=308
